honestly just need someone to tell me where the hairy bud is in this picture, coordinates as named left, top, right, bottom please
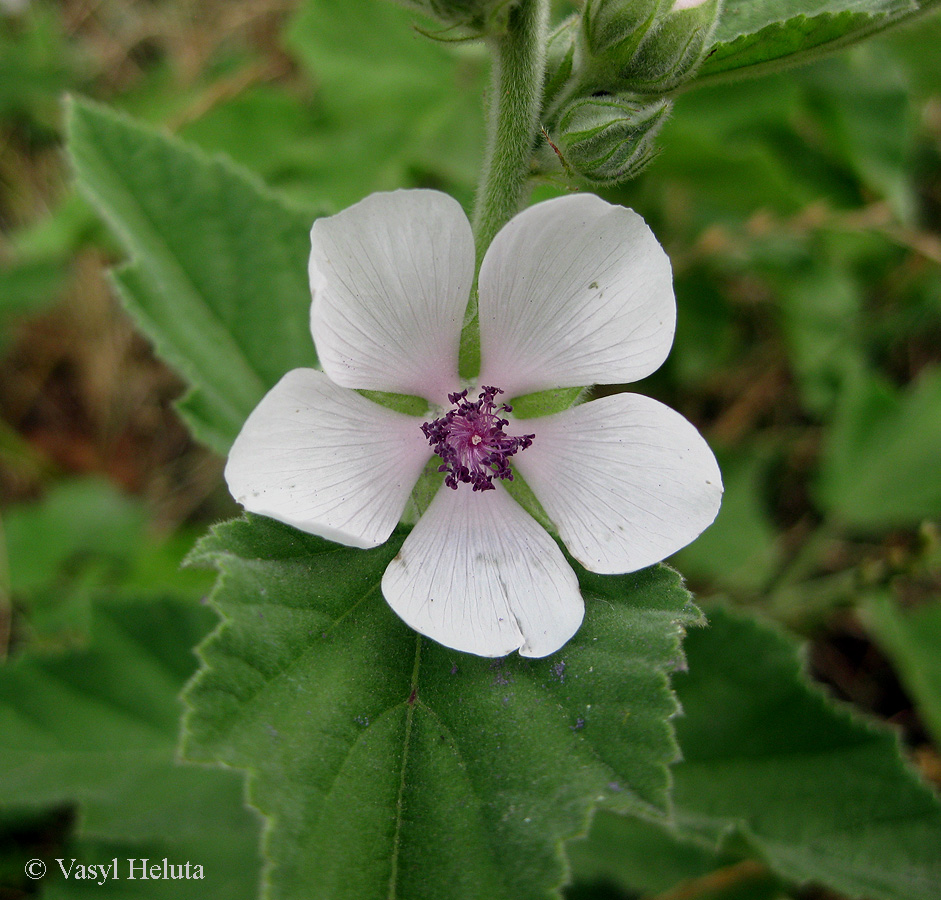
left=621, top=0, right=721, bottom=91
left=581, top=0, right=662, bottom=63
left=555, top=94, right=670, bottom=184
left=577, top=0, right=720, bottom=93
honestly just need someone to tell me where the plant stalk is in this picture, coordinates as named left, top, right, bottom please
left=460, top=0, right=549, bottom=380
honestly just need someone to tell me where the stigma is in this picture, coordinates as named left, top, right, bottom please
left=422, top=386, right=535, bottom=491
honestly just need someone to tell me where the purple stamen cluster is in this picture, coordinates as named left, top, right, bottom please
left=422, top=386, right=535, bottom=492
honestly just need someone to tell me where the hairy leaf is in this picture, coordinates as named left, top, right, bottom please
left=815, top=366, right=941, bottom=528
left=0, top=596, right=262, bottom=899
left=568, top=811, right=783, bottom=899
left=862, top=591, right=941, bottom=747
left=670, top=606, right=941, bottom=900
left=181, top=515, right=701, bottom=900
left=693, top=0, right=933, bottom=85
left=67, top=98, right=318, bottom=454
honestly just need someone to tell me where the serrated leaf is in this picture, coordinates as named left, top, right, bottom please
left=66, top=97, right=318, bottom=454
left=0, top=4, right=75, bottom=132
left=815, top=366, right=941, bottom=528
left=695, top=0, right=929, bottom=85
left=177, top=85, right=332, bottom=210
left=2, top=479, right=213, bottom=649
left=4, top=479, right=146, bottom=596
left=862, top=591, right=941, bottom=747
left=0, top=595, right=262, bottom=899
left=668, top=606, right=941, bottom=900
left=181, top=514, right=701, bottom=900
left=568, top=812, right=783, bottom=899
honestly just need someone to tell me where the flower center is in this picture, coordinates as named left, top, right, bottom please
left=422, top=386, right=535, bottom=492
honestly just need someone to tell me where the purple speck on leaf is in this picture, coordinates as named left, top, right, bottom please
left=490, top=658, right=512, bottom=686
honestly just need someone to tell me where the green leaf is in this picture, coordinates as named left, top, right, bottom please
left=177, top=85, right=332, bottom=209
left=66, top=97, right=318, bottom=454
left=0, top=4, right=75, bottom=133
left=796, top=47, right=916, bottom=219
left=862, top=591, right=941, bottom=747
left=181, top=515, right=702, bottom=900
left=0, top=595, right=262, bottom=899
left=815, top=366, right=941, bottom=528
left=622, top=75, right=818, bottom=228
left=4, top=479, right=146, bottom=597
left=2, top=479, right=212, bottom=649
left=284, top=0, right=486, bottom=210
left=568, top=812, right=783, bottom=899
left=0, top=257, right=67, bottom=339
left=774, top=254, right=865, bottom=416
left=694, top=0, right=932, bottom=85
left=668, top=606, right=941, bottom=900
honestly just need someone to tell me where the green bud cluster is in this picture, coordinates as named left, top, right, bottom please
left=541, top=0, right=720, bottom=185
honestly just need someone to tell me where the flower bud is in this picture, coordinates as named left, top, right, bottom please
left=555, top=94, right=670, bottom=184
left=619, top=0, right=721, bottom=91
left=581, top=0, right=663, bottom=64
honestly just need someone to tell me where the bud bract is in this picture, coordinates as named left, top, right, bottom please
left=621, top=0, right=721, bottom=91
left=555, top=94, right=670, bottom=184
left=581, top=0, right=662, bottom=63
left=543, top=14, right=579, bottom=110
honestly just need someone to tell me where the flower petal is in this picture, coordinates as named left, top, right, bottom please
left=478, top=194, right=675, bottom=397
left=514, top=393, right=722, bottom=574
left=225, top=369, right=430, bottom=549
left=382, top=484, right=583, bottom=658
left=310, top=190, right=473, bottom=403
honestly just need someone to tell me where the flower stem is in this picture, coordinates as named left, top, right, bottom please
left=460, top=0, right=549, bottom=380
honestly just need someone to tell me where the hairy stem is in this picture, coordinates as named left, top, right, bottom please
left=460, top=0, right=549, bottom=380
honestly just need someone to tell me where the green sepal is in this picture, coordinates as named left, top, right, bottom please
left=356, top=389, right=431, bottom=417
left=509, top=385, right=586, bottom=419
left=401, top=456, right=447, bottom=523
left=500, top=469, right=556, bottom=533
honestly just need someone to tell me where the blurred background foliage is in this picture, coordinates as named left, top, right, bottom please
left=0, top=0, right=939, bottom=898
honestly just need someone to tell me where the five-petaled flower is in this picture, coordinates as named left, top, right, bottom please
left=225, top=190, right=722, bottom=658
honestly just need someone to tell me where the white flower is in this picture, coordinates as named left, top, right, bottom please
left=225, top=190, right=722, bottom=658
